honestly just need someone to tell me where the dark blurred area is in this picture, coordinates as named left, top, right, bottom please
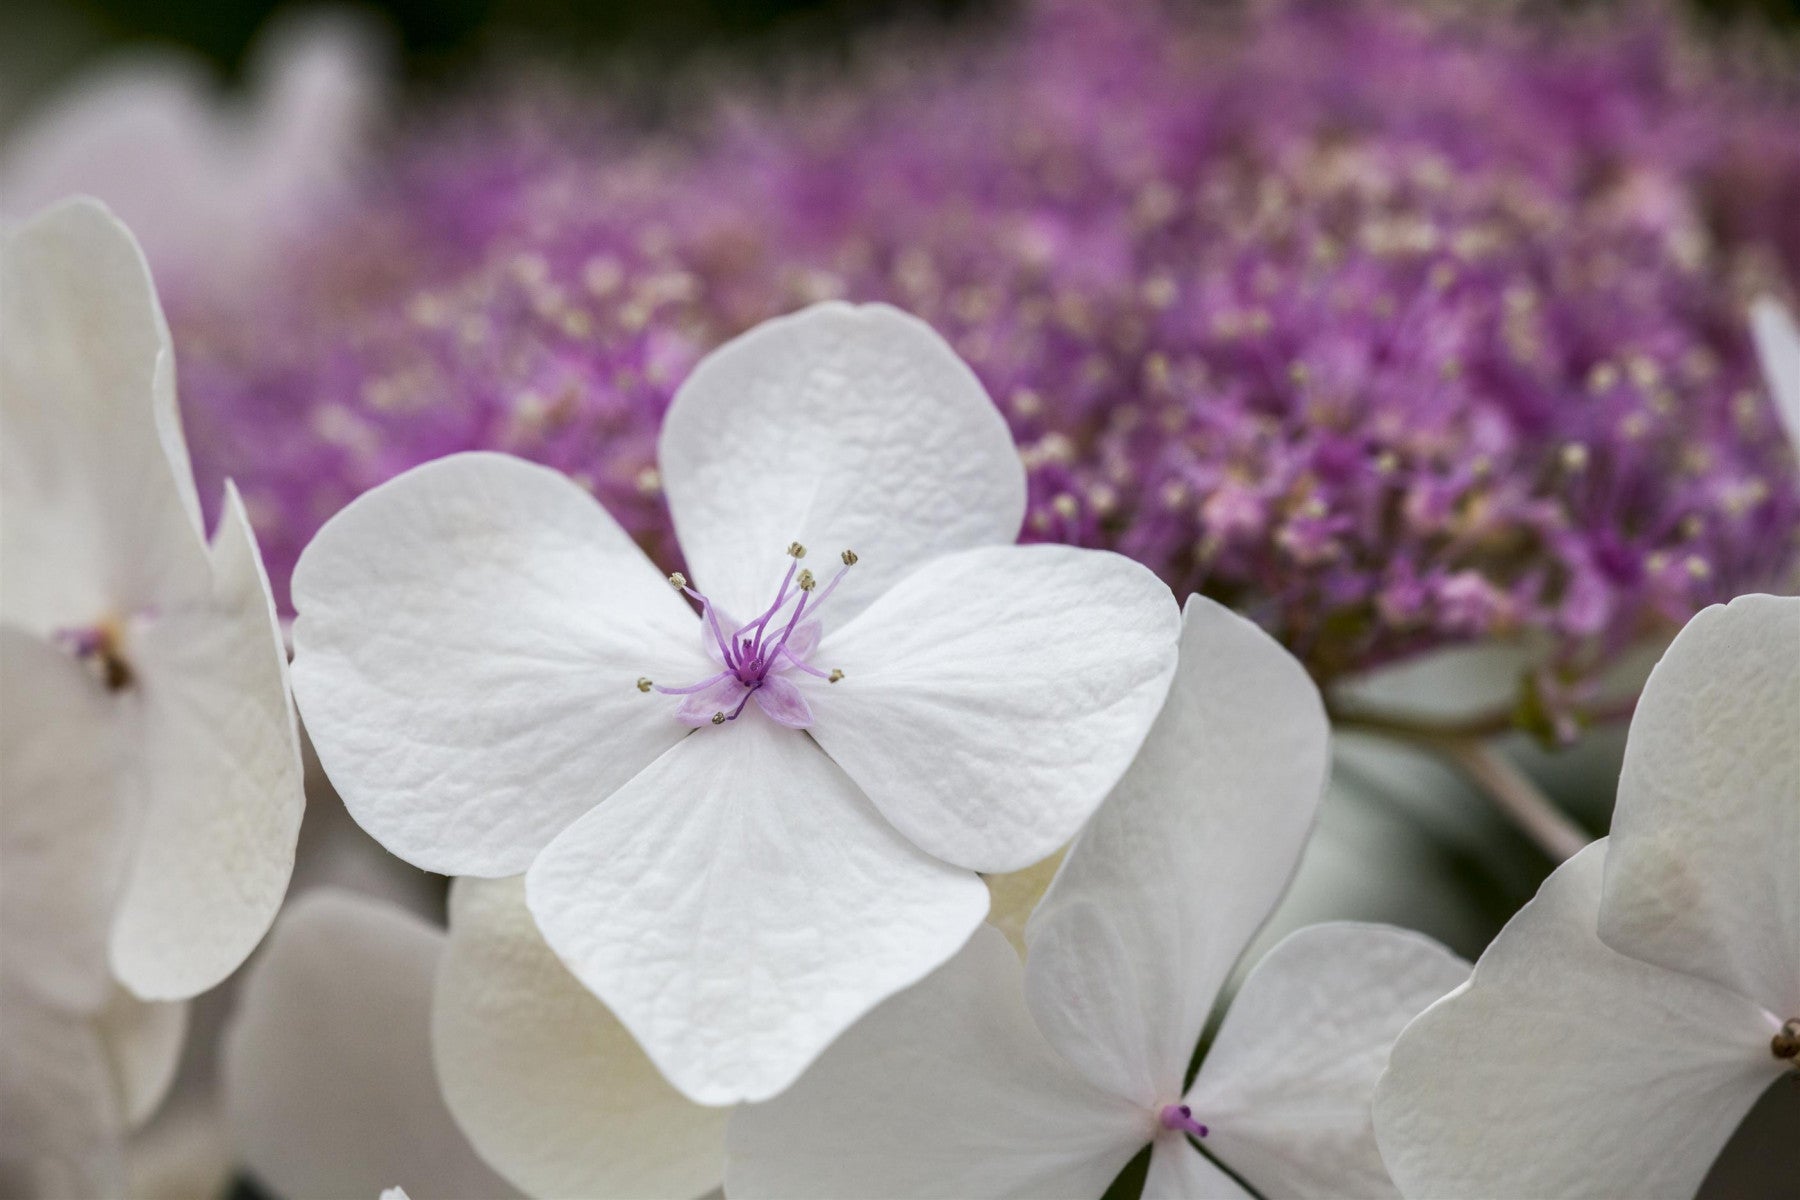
left=3, top=0, right=1796, bottom=103
left=0, top=0, right=995, bottom=124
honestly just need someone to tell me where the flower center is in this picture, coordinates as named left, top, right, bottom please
left=1774, top=1019, right=1800, bottom=1065
left=1159, top=1104, right=1208, bottom=1140
left=636, top=542, right=853, bottom=728
left=54, top=614, right=136, bottom=691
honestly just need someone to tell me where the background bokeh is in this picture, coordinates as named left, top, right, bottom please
left=4, top=0, right=1798, bottom=121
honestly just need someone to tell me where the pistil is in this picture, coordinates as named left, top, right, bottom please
left=1159, top=1104, right=1208, bottom=1140
left=55, top=616, right=134, bottom=691
left=1774, top=1019, right=1800, bottom=1064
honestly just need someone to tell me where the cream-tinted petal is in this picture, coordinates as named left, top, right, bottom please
left=1142, top=1137, right=1252, bottom=1200
left=1374, top=842, right=1784, bottom=1200
left=0, top=627, right=130, bottom=1013
left=1599, top=593, right=1800, bottom=1015
left=1024, top=595, right=1330, bottom=1105
left=726, top=926, right=1150, bottom=1199
left=0, top=198, right=206, bottom=635
left=110, top=483, right=304, bottom=999
left=434, top=876, right=725, bottom=1199
left=221, top=890, right=516, bottom=1200
left=1186, top=924, right=1467, bottom=1200
left=95, top=988, right=187, bottom=1128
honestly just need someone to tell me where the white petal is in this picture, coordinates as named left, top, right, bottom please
left=527, top=715, right=988, bottom=1104
left=1599, top=593, right=1800, bottom=1015
left=110, top=484, right=304, bottom=999
left=808, top=543, right=1180, bottom=872
left=1373, top=842, right=1784, bottom=1200
left=94, top=988, right=186, bottom=1127
left=434, top=876, right=726, bottom=1199
left=1143, top=1138, right=1252, bottom=1200
left=0, top=627, right=130, bottom=1012
left=658, top=302, right=1025, bottom=624
left=1023, top=595, right=1329, bottom=1105
left=292, top=452, right=711, bottom=876
left=1750, top=297, right=1800, bottom=451
left=0, top=197, right=206, bottom=636
left=221, top=890, right=516, bottom=1200
left=1186, top=923, right=1467, bottom=1200
left=725, top=926, right=1150, bottom=1199
left=0, top=979, right=124, bottom=1197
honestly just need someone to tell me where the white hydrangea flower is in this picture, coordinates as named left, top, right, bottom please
left=0, top=13, right=384, bottom=273
left=0, top=199, right=304, bottom=1191
left=433, top=876, right=727, bottom=1199
left=291, top=301, right=1182, bottom=1104
left=1374, top=592, right=1800, bottom=1199
left=726, top=595, right=1469, bottom=1199
left=221, top=890, right=518, bottom=1200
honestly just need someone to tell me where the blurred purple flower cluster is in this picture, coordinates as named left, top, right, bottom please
left=172, top=0, right=1800, bottom=697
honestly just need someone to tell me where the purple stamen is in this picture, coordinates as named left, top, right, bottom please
left=764, top=590, right=811, bottom=664
left=647, top=546, right=856, bottom=728
left=686, top=590, right=740, bottom=671
left=653, top=669, right=733, bottom=696
left=780, top=651, right=832, bottom=678
left=722, top=685, right=758, bottom=722
left=1159, top=1104, right=1208, bottom=1140
left=734, top=557, right=800, bottom=648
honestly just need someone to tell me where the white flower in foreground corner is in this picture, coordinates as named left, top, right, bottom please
left=290, top=301, right=1182, bottom=1104
left=221, top=890, right=517, bottom=1200
left=0, top=199, right=302, bottom=1190
left=433, top=876, right=726, bottom=1198
left=1374, top=592, right=1800, bottom=1200
left=728, top=595, right=1470, bottom=1199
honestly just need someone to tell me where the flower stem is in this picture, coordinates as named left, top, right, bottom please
left=1331, top=711, right=1591, bottom=863
left=1436, top=738, right=1590, bottom=863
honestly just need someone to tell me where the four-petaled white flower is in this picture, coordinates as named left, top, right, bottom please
left=290, top=301, right=1182, bottom=1104
left=727, top=595, right=1469, bottom=1199
left=0, top=199, right=304, bottom=1191
left=1374, top=592, right=1800, bottom=1200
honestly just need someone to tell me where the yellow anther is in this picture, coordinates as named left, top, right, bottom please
left=668, top=572, right=687, bottom=589
left=788, top=542, right=807, bottom=559
left=828, top=668, right=845, bottom=683
left=1559, top=442, right=1590, bottom=471
left=840, top=550, right=859, bottom=566
left=711, top=712, right=726, bottom=725
left=798, top=569, right=816, bottom=591
left=636, top=677, right=653, bottom=693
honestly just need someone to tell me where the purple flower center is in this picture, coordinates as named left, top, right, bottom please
left=1774, top=1019, right=1800, bottom=1063
left=53, top=615, right=136, bottom=691
left=638, top=543, right=854, bottom=729
left=1159, top=1104, right=1208, bottom=1140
